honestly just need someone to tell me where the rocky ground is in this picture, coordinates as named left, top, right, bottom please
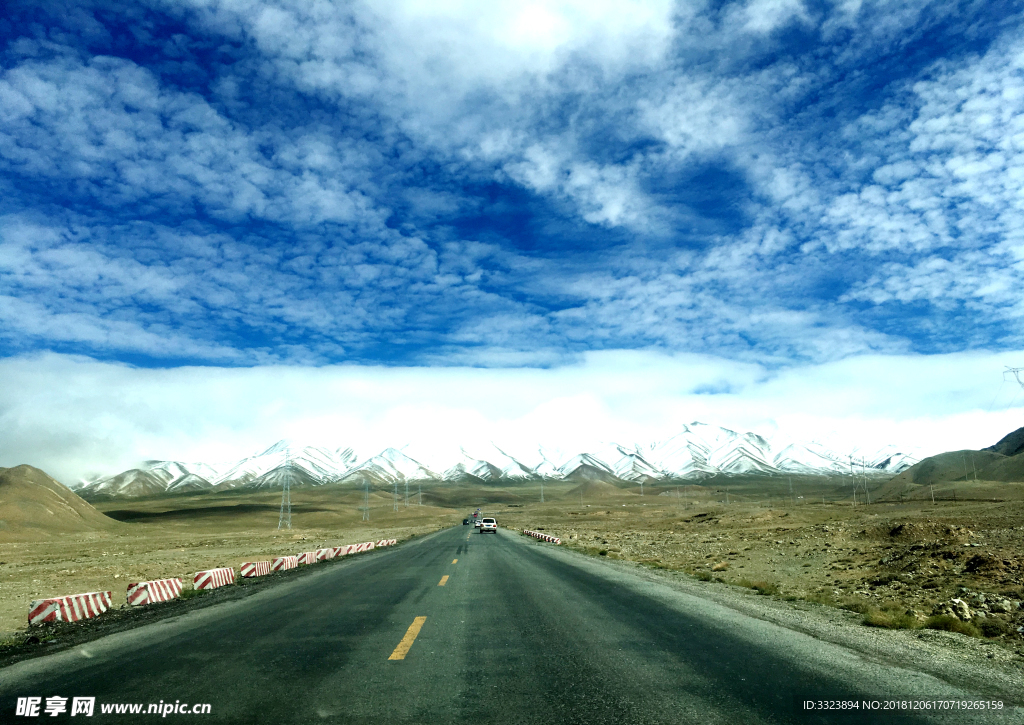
left=497, top=490, right=1024, bottom=653
left=4, top=476, right=1023, bottom=663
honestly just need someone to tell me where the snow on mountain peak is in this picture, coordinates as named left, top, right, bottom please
left=76, top=422, right=917, bottom=497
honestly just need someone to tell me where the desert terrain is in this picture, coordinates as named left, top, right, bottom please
left=498, top=477, right=1024, bottom=650
left=3, top=465, right=1023, bottom=662
left=0, top=470, right=450, bottom=640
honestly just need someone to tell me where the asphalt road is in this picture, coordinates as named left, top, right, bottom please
left=1, top=526, right=1020, bottom=724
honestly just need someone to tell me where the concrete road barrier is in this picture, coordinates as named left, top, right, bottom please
left=240, top=561, right=273, bottom=578
left=29, top=591, right=113, bottom=626
left=193, top=567, right=236, bottom=590
left=315, top=548, right=335, bottom=562
left=272, top=556, right=298, bottom=571
left=523, top=529, right=561, bottom=544
left=296, top=551, right=318, bottom=565
left=127, top=578, right=183, bottom=606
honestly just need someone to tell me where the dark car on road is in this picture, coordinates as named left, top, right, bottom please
left=463, top=518, right=470, bottom=525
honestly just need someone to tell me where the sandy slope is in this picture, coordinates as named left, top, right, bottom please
left=0, top=465, right=122, bottom=539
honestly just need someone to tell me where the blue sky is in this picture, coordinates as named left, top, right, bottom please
left=2, top=1, right=1024, bottom=477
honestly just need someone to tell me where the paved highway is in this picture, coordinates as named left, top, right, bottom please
left=1, top=526, right=1019, bottom=724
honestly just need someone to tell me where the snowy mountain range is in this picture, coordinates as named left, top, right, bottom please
left=73, top=422, right=917, bottom=498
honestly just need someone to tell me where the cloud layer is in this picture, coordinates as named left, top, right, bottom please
left=2, top=2, right=1023, bottom=475
left=2, top=351, right=1021, bottom=483
left=1, top=0, right=1022, bottom=366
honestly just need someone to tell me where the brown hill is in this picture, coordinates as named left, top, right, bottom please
left=890, top=450, right=1006, bottom=487
left=0, top=465, right=123, bottom=539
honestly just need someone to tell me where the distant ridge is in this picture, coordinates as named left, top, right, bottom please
left=883, top=425, right=1024, bottom=490
left=73, top=422, right=918, bottom=499
left=984, top=425, right=1024, bottom=457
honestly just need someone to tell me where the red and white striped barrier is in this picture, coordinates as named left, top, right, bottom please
left=240, top=561, right=273, bottom=578
left=377, top=539, right=397, bottom=547
left=193, top=567, right=235, bottom=590
left=296, top=551, right=318, bottom=565
left=29, top=591, right=113, bottom=626
left=524, top=529, right=561, bottom=544
left=272, top=556, right=298, bottom=572
left=315, top=548, right=335, bottom=562
left=355, top=541, right=375, bottom=552
left=126, top=578, right=182, bottom=606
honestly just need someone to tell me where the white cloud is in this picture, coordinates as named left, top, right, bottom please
left=730, top=0, right=811, bottom=35
left=3, top=0, right=1024, bottom=368
left=0, top=54, right=382, bottom=227
left=1, top=350, right=1021, bottom=484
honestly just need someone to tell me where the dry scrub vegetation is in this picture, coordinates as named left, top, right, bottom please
left=4, top=470, right=1024, bottom=661
left=0, top=486, right=451, bottom=637
left=496, top=478, right=1024, bottom=654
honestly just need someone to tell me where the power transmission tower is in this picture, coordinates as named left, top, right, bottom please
left=360, top=479, right=370, bottom=521
left=277, top=478, right=291, bottom=529
left=1005, top=366, right=1024, bottom=389
left=277, top=445, right=293, bottom=529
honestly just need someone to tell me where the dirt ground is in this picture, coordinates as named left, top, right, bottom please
left=4, top=475, right=1023, bottom=658
left=0, top=487, right=452, bottom=638
left=495, top=480, right=1024, bottom=654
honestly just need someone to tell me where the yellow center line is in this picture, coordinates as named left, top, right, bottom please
left=438, top=575, right=449, bottom=586
left=452, top=558, right=458, bottom=564
left=388, top=616, right=427, bottom=660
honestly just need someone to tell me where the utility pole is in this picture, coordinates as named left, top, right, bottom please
left=405, top=479, right=410, bottom=507
left=360, top=479, right=370, bottom=521
left=393, top=480, right=399, bottom=512
left=540, top=479, right=544, bottom=503
left=418, top=482, right=422, bottom=505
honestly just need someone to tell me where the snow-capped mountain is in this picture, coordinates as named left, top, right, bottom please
left=342, top=448, right=440, bottom=485
left=74, top=423, right=918, bottom=498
